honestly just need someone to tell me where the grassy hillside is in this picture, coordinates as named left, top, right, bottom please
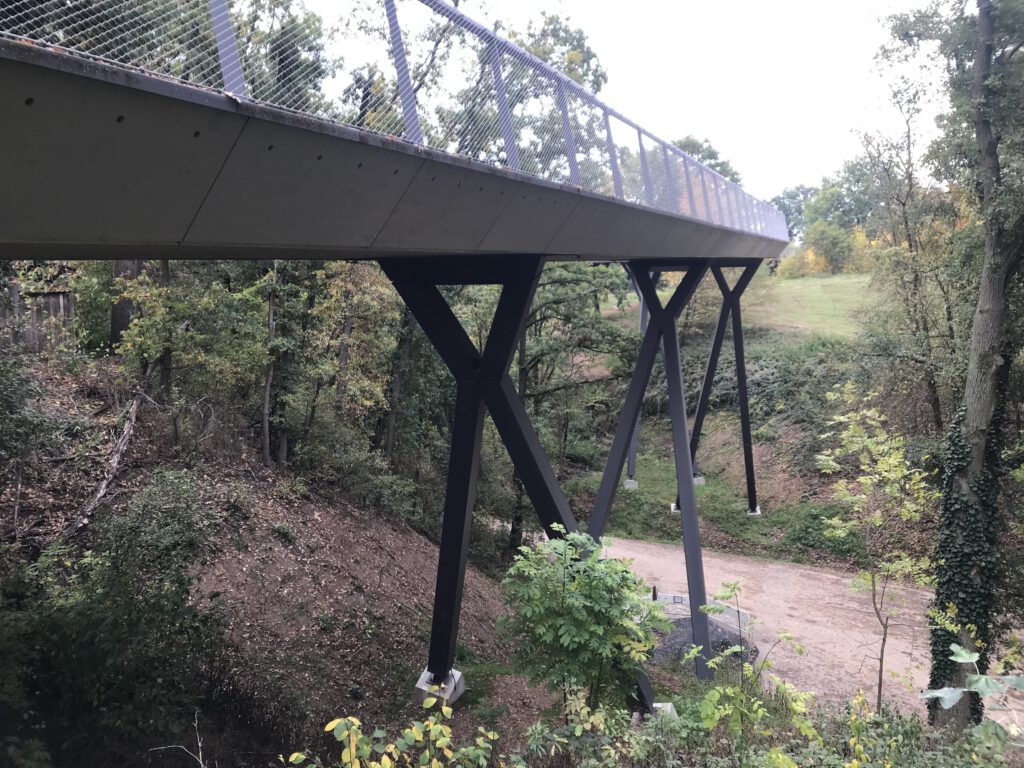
left=743, top=273, right=870, bottom=338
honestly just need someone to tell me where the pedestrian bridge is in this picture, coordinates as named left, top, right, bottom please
left=0, top=0, right=788, bottom=707
left=0, top=0, right=785, bottom=263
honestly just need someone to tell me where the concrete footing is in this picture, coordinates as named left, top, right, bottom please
left=652, top=702, right=679, bottom=718
left=748, top=505, right=762, bottom=517
left=623, top=478, right=639, bottom=490
left=414, top=668, right=466, bottom=704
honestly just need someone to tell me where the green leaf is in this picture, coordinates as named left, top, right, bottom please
left=921, top=687, right=964, bottom=709
left=1002, top=675, right=1024, bottom=693
left=288, top=753, right=305, bottom=765
left=949, top=643, right=980, bottom=664
left=966, top=674, right=1005, bottom=697
left=422, top=696, right=437, bottom=709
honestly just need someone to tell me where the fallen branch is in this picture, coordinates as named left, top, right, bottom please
left=60, top=366, right=151, bottom=541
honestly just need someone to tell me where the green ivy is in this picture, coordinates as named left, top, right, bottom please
left=928, top=403, right=1006, bottom=724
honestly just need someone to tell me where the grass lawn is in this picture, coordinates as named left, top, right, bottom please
left=605, top=272, right=870, bottom=340
left=742, top=273, right=870, bottom=339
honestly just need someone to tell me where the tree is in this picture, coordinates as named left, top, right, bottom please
left=673, top=136, right=743, bottom=184
left=771, top=185, right=818, bottom=241
left=803, top=219, right=854, bottom=274
left=890, top=0, right=1024, bottom=727
left=816, top=386, right=938, bottom=712
left=500, top=527, right=668, bottom=709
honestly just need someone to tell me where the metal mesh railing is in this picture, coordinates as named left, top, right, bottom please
left=0, top=0, right=788, bottom=241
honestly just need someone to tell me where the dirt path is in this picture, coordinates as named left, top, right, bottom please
left=604, top=538, right=933, bottom=713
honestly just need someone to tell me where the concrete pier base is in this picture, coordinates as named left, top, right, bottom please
left=414, top=668, right=466, bottom=704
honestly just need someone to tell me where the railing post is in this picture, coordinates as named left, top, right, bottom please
left=207, top=0, right=246, bottom=96
left=697, top=163, right=713, bottom=224
left=556, top=82, right=581, bottom=185
left=661, top=146, right=680, bottom=214
left=638, top=131, right=655, bottom=206
left=711, top=175, right=724, bottom=227
left=384, top=0, right=424, bottom=145
left=604, top=111, right=624, bottom=199
left=487, top=41, right=519, bottom=170
left=725, top=182, right=737, bottom=229
left=681, top=155, right=697, bottom=218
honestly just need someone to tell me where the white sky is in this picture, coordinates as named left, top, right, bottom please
left=310, top=0, right=946, bottom=200
left=487, top=0, right=945, bottom=199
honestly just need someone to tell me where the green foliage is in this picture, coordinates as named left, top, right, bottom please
left=500, top=526, right=668, bottom=708
left=696, top=583, right=818, bottom=766
left=0, top=356, right=49, bottom=487
left=291, top=697, right=500, bottom=768
left=817, top=387, right=938, bottom=709
left=273, top=523, right=298, bottom=544
left=929, top=404, right=1004, bottom=723
left=921, top=643, right=1024, bottom=763
left=0, top=471, right=224, bottom=757
left=803, top=220, right=854, bottom=274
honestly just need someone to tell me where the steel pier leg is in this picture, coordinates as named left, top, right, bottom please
left=731, top=298, right=758, bottom=516
left=689, top=296, right=730, bottom=463
left=427, top=381, right=486, bottom=680
left=633, top=268, right=712, bottom=680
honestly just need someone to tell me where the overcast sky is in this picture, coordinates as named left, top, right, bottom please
left=485, top=0, right=942, bottom=198
left=308, top=0, right=945, bottom=200
left=463, top=0, right=945, bottom=199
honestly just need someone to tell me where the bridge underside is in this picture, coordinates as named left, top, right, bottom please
left=0, top=41, right=783, bottom=265
left=0, top=40, right=787, bottom=709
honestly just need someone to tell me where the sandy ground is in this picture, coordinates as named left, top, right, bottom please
left=604, top=538, right=933, bottom=713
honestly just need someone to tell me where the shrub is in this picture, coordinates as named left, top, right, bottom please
left=500, top=526, right=668, bottom=708
left=0, top=470, right=225, bottom=759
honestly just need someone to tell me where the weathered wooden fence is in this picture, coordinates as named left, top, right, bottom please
left=0, top=283, right=75, bottom=352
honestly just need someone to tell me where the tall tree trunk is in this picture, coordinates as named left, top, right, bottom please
left=384, top=307, right=414, bottom=461
left=929, top=0, right=1023, bottom=727
left=509, top=329, right=528, bottom=555
left=335, top=304, right=356, bottom=408
left=261, top=273, right=277, bottom=467
left=110, top=259, right=141, bottom=346
left=157, top=259, right=173, bottom=403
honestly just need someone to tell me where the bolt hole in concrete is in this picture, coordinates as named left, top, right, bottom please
left=24, top=97, right=33, bottom=106
left=116, top=115, right=124, bottom=123
left=193, top=130, right=201, bottom=138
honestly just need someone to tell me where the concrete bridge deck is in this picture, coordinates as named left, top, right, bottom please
left=0, top=39, right=786, bottom=265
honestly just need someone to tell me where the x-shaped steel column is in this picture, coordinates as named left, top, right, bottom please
left=689, top=264, right=760, bottom=516
left=383, top=256, right=663, bottom=712
left=588, top=261, right=713, bottom=679
left=381, top=256, right=579, bottom=684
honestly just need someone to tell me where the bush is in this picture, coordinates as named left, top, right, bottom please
left=0, top=470, right=225, bottom=760
left=500, top=526, right=668, bottom=708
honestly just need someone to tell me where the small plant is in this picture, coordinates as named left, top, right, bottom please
left=286, top=694, right=500, bottom=767
left=222, top=481, right=253, bottom=517
left=922, top=642, right=1024, bottom=760
left=318, top=613, right=335, bottom=633
left=273, top=523, right=297, bottom=544
left=816, top=386, right=938, bottom=711
left=696, top=581, right=818, bottom=767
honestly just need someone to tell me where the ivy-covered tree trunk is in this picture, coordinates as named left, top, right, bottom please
left=928, top=0, right=1024, bottom=727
